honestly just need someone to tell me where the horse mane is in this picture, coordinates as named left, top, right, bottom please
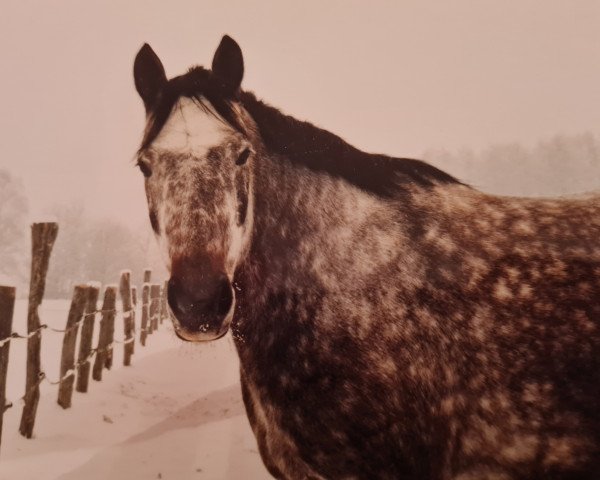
left=141, top=66, right=461, bottom=197
left=239, top=91, right=461, bottom=196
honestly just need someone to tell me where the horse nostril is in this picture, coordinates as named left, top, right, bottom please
left=215, top=275, right=234, bottom=317
left=167, top=277, right=189, bottom=318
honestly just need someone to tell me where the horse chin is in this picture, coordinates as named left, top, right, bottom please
left=173, top=322, right=230, bottom=343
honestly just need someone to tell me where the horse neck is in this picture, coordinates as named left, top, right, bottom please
left=239, top=150, right=412, bottom=294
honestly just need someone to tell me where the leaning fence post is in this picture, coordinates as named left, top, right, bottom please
left=119, top=271, right=134, bottom=366
left=57, top=285, right=88, bottom=409
left=93, top=286, right=116, bottom=381
left=0, top=286, right=16, bottom=447
left=140, top=284, right=150, bottom=346
left=20, top=222, right=58, bottom=439
left=76, top=284, right=99, bottom=393
left=160, top=280, right=168, bottom=324
left=150, top=284, right=161, bottom=332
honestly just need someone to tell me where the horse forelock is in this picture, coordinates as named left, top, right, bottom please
left=139, top=66, right=247, bottom=153
left=145, top=96, right=234, bottom=156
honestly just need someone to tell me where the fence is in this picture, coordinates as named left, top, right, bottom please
left=0, top=222, right=169, bottom=449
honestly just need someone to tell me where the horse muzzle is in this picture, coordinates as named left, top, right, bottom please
left=167, top=266, right=234, bottom=342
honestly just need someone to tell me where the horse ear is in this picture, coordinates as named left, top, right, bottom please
left=134, top=43, right=167, bottom=109
left=211, top=35, right=244, bottom=94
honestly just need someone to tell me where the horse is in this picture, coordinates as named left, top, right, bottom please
left=132, top=35, right=600, bottom=479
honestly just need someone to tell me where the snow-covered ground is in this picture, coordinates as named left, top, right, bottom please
left=0, top=299, right=270, bottom=479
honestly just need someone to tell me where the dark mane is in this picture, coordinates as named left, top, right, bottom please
left=142, top=67, right=461, bottom=197
left=240, top=92, right=461, bottom=196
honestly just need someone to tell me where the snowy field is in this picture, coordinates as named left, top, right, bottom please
left=0, top=299, right=270, bottom=479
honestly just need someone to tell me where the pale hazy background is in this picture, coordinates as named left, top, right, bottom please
left=1, top=0, right=599, bottom=293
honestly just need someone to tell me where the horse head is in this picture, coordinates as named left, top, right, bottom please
left=133, top=36, right=256, bottom=341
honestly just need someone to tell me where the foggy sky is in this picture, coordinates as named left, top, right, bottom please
left=1, top=0, right=599, bottom=223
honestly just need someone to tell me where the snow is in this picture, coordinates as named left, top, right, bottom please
left=0, top=276, right=19, bottom=288
left=0, top=300, right=270, bottom=480
left=29, top=217, right=59, bottom=224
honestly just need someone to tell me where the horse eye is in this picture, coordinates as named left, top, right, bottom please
left=136, top=159, right=152, bottom=178
left=236, top=148, right=251, bottom=166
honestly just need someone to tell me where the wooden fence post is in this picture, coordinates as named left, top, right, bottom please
left=76, top=284, right=99, bottom=393
left=57, top=285, right=88, bottom=409
left=147, top=283, right=154, bottom=335
left=20, top=222, right=58, bottom=439
left=132, top=286, right=137, bottom=312
left=131, top=285, right=138, bottom=350
left=104, top=286, right=116, bottom=370
left=131, top=286, right=137, bottom=349
left=0, top=286, right=16, bottom=447
left=143, top=269, right=152, bottom=284
left=160, top=280, right=168, bottom=324
left=93, top=286, right=116, bottom=381
left=150, top=284, right=161, bottom=332
left=140, top=284, right=149, bottom=346
left=119, top=272, right=134, bottom=366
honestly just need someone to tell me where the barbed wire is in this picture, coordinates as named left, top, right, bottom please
left=0, top=280, right=169, bottom=419
left=0, top=324, right=47, bottom=347
left=0, top=306, right=143, bottom=347
left=2, top=331, right=144, bottom=413
left=0, top=289, right=167, bottom=409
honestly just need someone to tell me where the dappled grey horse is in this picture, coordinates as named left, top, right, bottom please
left=132, top=35, right=600, bottom=479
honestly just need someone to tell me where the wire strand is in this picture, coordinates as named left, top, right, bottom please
left=0, top=307, right=138, bottom=344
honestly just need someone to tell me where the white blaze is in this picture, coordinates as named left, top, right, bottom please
left=151, top=96, right=233, bottom=156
